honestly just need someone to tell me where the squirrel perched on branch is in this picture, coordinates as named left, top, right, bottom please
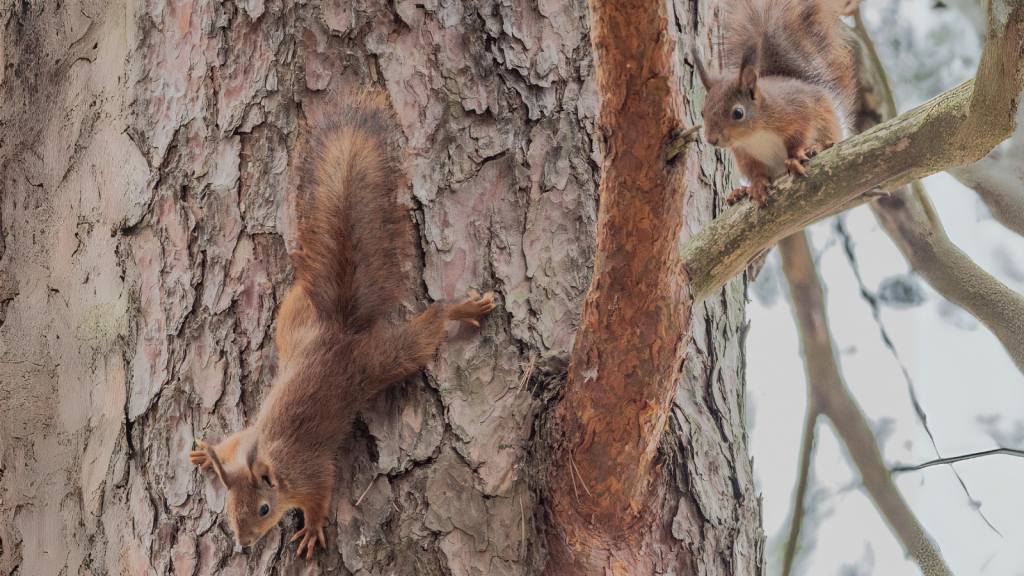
left=189, top=92, right=496, bottom=558
left=692, top=0, right=859, bottom=207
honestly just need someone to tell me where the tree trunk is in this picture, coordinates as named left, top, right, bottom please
left=0, top=1, right=759, bottom=575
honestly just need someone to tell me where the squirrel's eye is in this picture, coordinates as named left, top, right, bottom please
left=732, top=107, right=744, bottom=120
left=259, top=503, right=270, bottom=517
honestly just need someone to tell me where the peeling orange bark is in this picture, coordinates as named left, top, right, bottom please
left=543, top=0, right=694, bottom=571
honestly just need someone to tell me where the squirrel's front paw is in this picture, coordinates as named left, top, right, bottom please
left=292, top=521, right=326, bottom=559
left=189, top=441, right=213, bottom=472
left=448, top=291, right=497, bottom=327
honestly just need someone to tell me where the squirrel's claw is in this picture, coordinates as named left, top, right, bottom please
left=188, top=451, right=212, bottom=471
left=292, top=523, right=326, bottom=559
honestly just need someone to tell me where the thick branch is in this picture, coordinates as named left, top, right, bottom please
left=779, top=232, right=952, bottom=576
left=846, top=10, right=1024, bottom=375
left=681, top=0, right=1024, bottom=303
left=948, top=101, right=1024, bottom=238
left=544, top=0, right=691, bottom=571
left=871, top=184, right=1024, bottom=374
left=950, top=158, right=1024, bottom=238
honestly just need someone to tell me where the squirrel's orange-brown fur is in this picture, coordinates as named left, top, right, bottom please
left=189, top=92, right=497, bottom=558
left=693, top=0, right=858, bottom=207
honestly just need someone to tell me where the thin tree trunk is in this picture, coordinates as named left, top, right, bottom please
left=0, top=0, right=755, bottom=574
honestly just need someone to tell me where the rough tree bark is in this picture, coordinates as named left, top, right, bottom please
left=0, top=0, right=757, bottom=575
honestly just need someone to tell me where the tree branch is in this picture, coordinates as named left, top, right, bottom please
left=544, top=0, right=693, bottom=571
left=891, top=447, right=1024, bottom=472
left=844, top=10, right=1024, bottom=375
left=779, top=231, right=952, bottom=576
left=871, top=183, right=1024, bottom=374
left=680, top=0, right=1024, bottom=303
left=781, top=401, right=820, bottom=576
left=948, top=101, right=1024, bottom=238
left=950, top=157, right=1024, bottom=238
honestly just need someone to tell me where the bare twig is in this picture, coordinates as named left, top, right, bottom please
left=834, top=215, right=1002, bottom=536
left=779, top=231, right=952, bottom=576
left=517, top=355, right=536, bottom=393
left=892, top=447, right=1024, bottom=473
left=355, top=475, right=377, bottom=506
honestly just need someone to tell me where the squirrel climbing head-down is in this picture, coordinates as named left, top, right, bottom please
left=192, top=438, right=284, bottom=548
left=188, top=91, right=498, bottom=558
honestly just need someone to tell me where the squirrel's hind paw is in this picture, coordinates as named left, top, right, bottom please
left=448, top=291, right=497, bottom=326
left=785, top=157, right=807, bottom=176
left=804, top=141, right=835, bottom=158
left=189, top=442, right=213, bottom=471
left=728, top=183, right=769, bottom=207
left=726, top=187, right=748, bottom=206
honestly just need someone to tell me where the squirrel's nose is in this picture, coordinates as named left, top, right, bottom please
left=707, top=135, right=719, bottom=146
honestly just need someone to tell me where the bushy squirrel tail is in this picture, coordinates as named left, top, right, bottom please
left=725, top=0, right=859, bottom=131
left=292, top=91, right=414, bottom=332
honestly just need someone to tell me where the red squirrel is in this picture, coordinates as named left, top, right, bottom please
left=189, top=92, right=496, bottom=558
left=692, top=0, right=859, bottom=207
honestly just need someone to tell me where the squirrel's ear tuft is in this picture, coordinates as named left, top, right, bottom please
left=691, top=45, right=712, bottom=90
left=205, top=445, right=232, bottom=488
left=247, top=443, right=279, bottom=489
left=738, top=44, right=759, bottom=100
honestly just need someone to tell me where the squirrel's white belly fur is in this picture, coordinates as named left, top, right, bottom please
left=736, top=130, right=788, bottom=178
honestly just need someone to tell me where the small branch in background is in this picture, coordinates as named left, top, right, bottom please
left=892, top=447, right=1024, bottom=472
left=834, top=216, right=1001, bottom=536
left=833, top=215, right=936, bottom=448
left=779, top=231, right=952, bottom=576
left=781, top=401, right=821, bottom=576
left=950, top=159, right=1024, bottom=239
left=872, top=183, right=1024, bottom=375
